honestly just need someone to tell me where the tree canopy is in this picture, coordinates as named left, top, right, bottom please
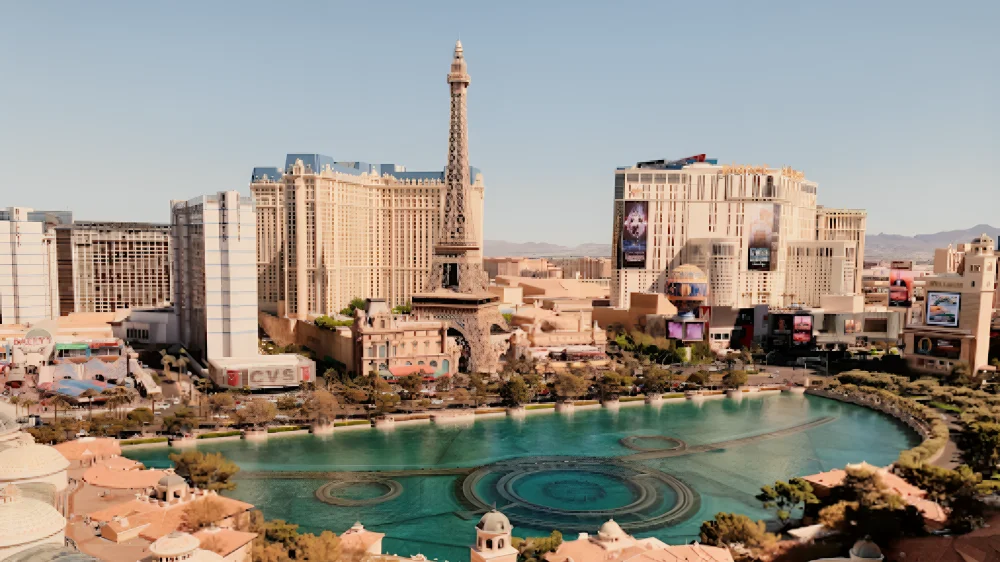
left=169, top=451, right=240, bottom=491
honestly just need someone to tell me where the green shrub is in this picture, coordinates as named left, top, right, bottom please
left=333, top=420, right=369, bottom=427
left=121, top=436, right=168, bottom=446
left=197, top=431, right=243, bottom=440
left=267, top=426, right=306, bottom=433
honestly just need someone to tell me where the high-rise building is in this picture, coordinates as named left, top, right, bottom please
left=54, top=222, right=172, bottom=314
left=249, top=169, right=284, bottom=314
left=250, top=157, right=484, bottom=318
left=0, top=207, right=52, bottom=324
left=610, top=157, right=866, bottom=309
left=171, top=192, right=257, bottom=361
left=411, top=41, right=506, bottom=374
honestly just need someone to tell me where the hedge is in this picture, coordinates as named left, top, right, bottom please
left=121, top=436, right=168, bottom=445
left=525, top=404, right=555, bottom=410
left=197, top=431, right=243, bottom=440
left=620, top=396, right=645, bottom=402
left=334, top=420, right=370, bottom=427
left=268, top=426, right=306, bottom=433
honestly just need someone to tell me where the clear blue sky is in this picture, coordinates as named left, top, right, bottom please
left=1, top=1, right=996, bottom=245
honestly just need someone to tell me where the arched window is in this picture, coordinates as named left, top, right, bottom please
left=498, top=539, right=505, bottom=549
left=486, top=539, right=493, bottom=550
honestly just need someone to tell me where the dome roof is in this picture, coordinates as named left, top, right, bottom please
left=666, top=264, right=708, bottom=283
left=2, top=543, right=100, bottom=562
left=0, top=444, right=70, bottom=479
left=150, top=531, right=201, bottom=557
left=0, top=485, right=67, bottom=548
left=850, top=537, right=883, bottom=560
left=158, top=473, right=187, bottom=487
left=477, top=509, right=511, bottom=533
left=597, top=519, right=627, bottom=541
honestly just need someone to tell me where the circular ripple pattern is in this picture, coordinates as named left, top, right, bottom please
left=460, top=456, right=699, bottom=533
left=315, top=476, right=403, bottom=507
left=543, top=480, right=606, bottom=504
left=619, top=435, right=687, bottom=452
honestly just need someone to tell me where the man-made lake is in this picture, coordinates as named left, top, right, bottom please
left=128, top=394, right=917, bottom=561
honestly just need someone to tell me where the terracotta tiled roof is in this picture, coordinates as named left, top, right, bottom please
left=802, top=462, right=946, bottom=528
left=83, top=463, right=169, bottom=489
left=53, top=437, right=121, bottom=461
left=89, top=494, right=253, bottom=541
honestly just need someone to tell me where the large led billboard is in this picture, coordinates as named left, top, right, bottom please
left=747, top=203, right=779, bottom=271
left=621, top=201, right=649, bottom=269
left=792, top=315, right=813, bottom=345
left=926, top=292, right=961, bottom=327
left=684, top=323, right=704, bottom=341
left=888, top=269, right=913, bottom=307
left=915, top=336, right=961, bottom=359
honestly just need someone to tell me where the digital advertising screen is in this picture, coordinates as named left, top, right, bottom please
left=684, top=323, right=704, bottom=341
left=621, top=201, right=649, bottom=269
left=793, top=316, right=812, bottom=331
left=844, top=319, right=860, bottom=334
left=926, top=292, right=961, bottom=327
left=792, top=315, right=813, bottom=345
left=915, top=336, right=962, bottom=359
left=747, top=203, right=779, bottom=271
left=668, top=321, right=683, bottom=340
left=888, top=269, right=914, bottom=307
left=772, top=314, right=792, bottom=334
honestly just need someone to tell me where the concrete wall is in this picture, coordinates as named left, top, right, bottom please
left=258, top=312, right=354, bottom=371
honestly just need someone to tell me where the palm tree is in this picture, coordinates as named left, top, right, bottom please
left=159, top=350, right=176, bottom=382
left=9, top=396, right=20, bottom=418
left=21, top=398, right=36, bottom=418
left=49, top=395, right=70, bottom=422
left=193, top=378, right=213, bottom=419
left=79, top=388, right=99, bottom=421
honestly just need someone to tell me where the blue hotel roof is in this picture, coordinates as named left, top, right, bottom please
left=251, top=154, right=480, bottom=185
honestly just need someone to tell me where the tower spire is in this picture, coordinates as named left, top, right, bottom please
left=413, top=43, right=506, bottom=375
left=435, top=38, right=478, bottom=270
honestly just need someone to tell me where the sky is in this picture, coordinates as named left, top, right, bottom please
left=1, top=1, right=997, bottom=246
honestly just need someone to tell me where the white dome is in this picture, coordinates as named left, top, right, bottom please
left=150, top=531, right=201, bottom=557
left=477, top=509, right=511, bottom=533
left=0, top=485, right=66, bottom=548
left=0, top=444, right=70, bottom=479
left=597, top=519, right=627, bottom=541
left=158, top=473, right=187, bottom=487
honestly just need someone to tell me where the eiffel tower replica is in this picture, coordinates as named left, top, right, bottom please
left=412, top=41, right=507, bottom=374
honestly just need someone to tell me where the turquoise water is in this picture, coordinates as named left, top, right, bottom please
left=126, top=394, right=917, bottom=561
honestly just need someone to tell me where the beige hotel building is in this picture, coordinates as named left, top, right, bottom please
left=251, top=156, right=484, bottom=319
left=611, top=156, right=866, bottom=310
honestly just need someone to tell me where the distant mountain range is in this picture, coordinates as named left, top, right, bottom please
left=865, top=224, right=1000, bottom=261
left=485, top=225, right=1000, bottom=262
left=484, top=240, right=612, bottom=258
